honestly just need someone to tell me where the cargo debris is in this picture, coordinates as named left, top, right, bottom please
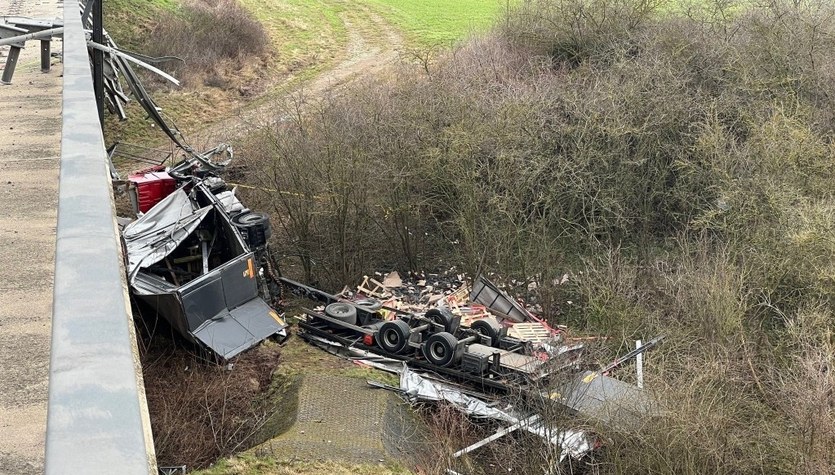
left=281, top=271, right=662, bottom=465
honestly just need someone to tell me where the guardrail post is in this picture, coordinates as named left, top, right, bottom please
left=41, top=38, right=50, bottom=72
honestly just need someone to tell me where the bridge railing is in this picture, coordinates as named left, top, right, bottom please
left=45, top=3, right=157, bottom=474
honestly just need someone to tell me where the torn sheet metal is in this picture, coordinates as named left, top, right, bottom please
left=123, top=181, right=287, bottom=360
left=122, top=188, right=208, bottom=284
left=399, top=366, right=594, bottom=462
left=400, top=365, right=513, bottom=421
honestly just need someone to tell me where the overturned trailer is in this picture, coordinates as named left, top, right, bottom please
left=122, top=170, right=287, bottom=360
left=281, top=276, right=586, bottom=391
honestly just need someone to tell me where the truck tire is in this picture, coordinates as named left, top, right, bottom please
left=425, top=308, right=454, bottom=333
left=232, top=211, right=272, bottom=248
left=423, top=331, right=460, bottom=367
left=325, top=302, right=357, bottom=326
left=471, top=318, right=502, bottom=347
left=378, top=319, right=411, bottom=354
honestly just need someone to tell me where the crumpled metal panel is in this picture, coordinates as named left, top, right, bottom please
left=470, top=275, right=530, bottom=323
left=399, top=366, right=593, bottom=461
left=557, top=370, right=658, bottom=430
left=122, top=188, right=210, bottom=285
left=192, top=298, right=286, bottom=360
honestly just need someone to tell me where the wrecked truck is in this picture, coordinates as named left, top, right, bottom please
left=121, top=162, right=287, bottom=361
left=281, top=275, right=586, bottom=391
left=88, top=10, right=288, bottom=361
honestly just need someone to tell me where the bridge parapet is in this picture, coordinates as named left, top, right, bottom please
left=45, top=3, right=157, bottom=474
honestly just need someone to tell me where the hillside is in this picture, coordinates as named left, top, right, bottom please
left=237, top=0, right=835, bottom=473
left=102, top=0, right=507, bottom=148
left=110, top=0, right=835, bottom=473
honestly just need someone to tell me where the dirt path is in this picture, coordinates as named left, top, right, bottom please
left=188, top=4, right=403, bottom=147
left=0, top=0, right=64, bottom=473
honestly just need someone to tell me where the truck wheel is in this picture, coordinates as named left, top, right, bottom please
left=425, top=308, right=454, bottom=333
left=471, top=318, right=501, bottom=346
left=231, top=212, right=272, bottom=248
left=325, top=303, right=357, bottom=326
left=378, top=319, right=411, bottom=354
left=423, top=332, right=459, bottom=367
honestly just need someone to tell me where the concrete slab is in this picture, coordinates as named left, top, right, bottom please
left=255, top=374, right=392, bottom=463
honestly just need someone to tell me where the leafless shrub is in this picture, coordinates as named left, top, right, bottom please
left=143, top=0, right=269, bottom=85
left=239, top=0, right=835, bottom=470
left=141, top=337, right=282, bottom=469
left=411, top=404, right=482, bottom=474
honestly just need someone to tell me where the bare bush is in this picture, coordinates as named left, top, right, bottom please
left=143, top=0, right=269, bottom=84
left=141, top=338, right=282, bottom=469
left=239, top=0, right=835, bottom=471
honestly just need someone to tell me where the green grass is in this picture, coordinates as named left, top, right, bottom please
left=239, top=0, right=350, bottom=74
left=105, top=0, right=178, bottom=50
left=364, top=0, right=512, bottom=46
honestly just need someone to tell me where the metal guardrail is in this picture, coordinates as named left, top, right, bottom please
left=45, top=4, right=157, bottom=474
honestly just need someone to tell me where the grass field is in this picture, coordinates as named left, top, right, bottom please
left=364, top=0, right=511, bottom=46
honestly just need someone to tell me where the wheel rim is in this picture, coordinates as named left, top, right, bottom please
left=384, top=330, right=399, bottom=348
left=430, top=341, right=446, bottom=360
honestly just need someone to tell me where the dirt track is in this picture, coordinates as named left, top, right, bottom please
left=191, top=4, right=403, bottom=146
left=0, top=0, right=64, bottom=473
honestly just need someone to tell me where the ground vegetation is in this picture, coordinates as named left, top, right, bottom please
left=239, top=0, right=835, bottom=472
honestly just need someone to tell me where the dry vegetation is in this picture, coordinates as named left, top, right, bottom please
left=138, top=327, right=283, bottom=469
left=141, top=0, right=270, bottom=87
left=104, top=0, right=273, bottom=145
left=238, top=0, right=835, bottom=472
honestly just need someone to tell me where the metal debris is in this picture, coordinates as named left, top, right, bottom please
left=0, top=17, right=63, bottom=84
left=122, top=165, right=288, bottom=361
left=284, top=273, right=663, bottom=467
left=396, top=366, right=595, bottom=466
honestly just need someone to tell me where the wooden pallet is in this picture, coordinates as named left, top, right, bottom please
left=508, top=322, right=553, bottom=343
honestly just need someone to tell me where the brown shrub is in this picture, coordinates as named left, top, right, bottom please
left=143, top=0, right=269, bottom=84
left=141, top=336, right=282, bottom=469
left=239, top=0, right=835, bottom=471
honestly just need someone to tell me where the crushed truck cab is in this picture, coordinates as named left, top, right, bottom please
left=122, top=172, right=287, bottom=360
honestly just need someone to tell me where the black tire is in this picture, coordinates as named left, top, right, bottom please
left=422, top=331, right=460, bottom=367
left=232, top=211, right=272, bottom=248
left=231, top=211, right=269, bottom=227
left=471, top=318, right=502, bottom=346
left=325, top=302, right=357, bottom=326
left=378, top=319, right=411, bottom=354
left=354, top=298, right=383, bottom=312
left=425, top=308, right=454, bottom=333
